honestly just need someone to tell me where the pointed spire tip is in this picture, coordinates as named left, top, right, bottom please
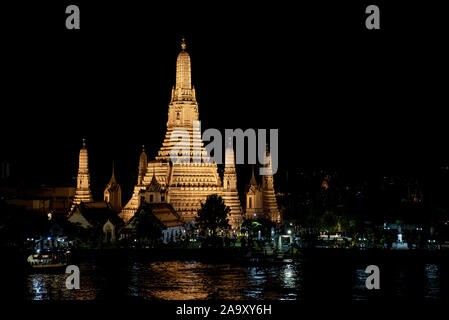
left=250, top=164, right=257, bottom=185
left=181, top=37, right=186, bottom=50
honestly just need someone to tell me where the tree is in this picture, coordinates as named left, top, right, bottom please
left=57, top=217, right=92, bottom=247
left=134, top=207, right=163, bottom=247
left=195, top=194, right=231, bottom=238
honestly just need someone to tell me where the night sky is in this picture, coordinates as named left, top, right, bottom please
left=2, top=1, right=448, bottom=200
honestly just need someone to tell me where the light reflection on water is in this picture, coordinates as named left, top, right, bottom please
left=127, top=261, right=303, bottom=300
left=352, top=262, right=442, bottom=300
left=424, top=264, right=439, bottom=299
left=26, top=259, right=440, bottom=301
left=26, top=260, right=303, bottom=301
left=352, top=268, right=369, bottom=301
left=27, top=265, right=101, bottom=300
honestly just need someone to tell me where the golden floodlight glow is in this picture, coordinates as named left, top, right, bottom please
left=119, top=38, right=280, bottom=228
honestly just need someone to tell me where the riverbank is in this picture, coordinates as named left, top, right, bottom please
left=69, top=246, right=449, bottom=265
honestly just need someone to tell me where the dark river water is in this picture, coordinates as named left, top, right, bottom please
left=25, top=251, right=447, bottom=301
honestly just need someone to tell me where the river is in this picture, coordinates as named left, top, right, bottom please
left=25, top=249, right=448, bottom=301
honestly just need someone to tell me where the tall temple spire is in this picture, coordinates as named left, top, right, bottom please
left=176, top=37, right=191, bottom=90
left=263, top=147, right=273, bottom=175
left=261, top=148, right=280, bottom=223
left=225, top=138, right=235, bottom=168
left=72, top=138, right=94, bottom=206
left=121, top=38, right=242, bottom=228
left=138, top=145, right=147, bottom=185
left=158, top=37, right=202, bottom=161
left=173, top=37, right=194, bottom=101
left=222, top=143, right=243, bottom=228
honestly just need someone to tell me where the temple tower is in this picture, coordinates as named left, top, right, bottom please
left=222, top=144, right=243, bottom=229
left=104, top=161, right=122, bottom=212
left=120, top=146, right=150, bottom=221
left=149, top=37, right=222, bottom=222
left=72, top=139, right=93, bottom=206
left=261, top=149, right=281, bottom=223
left=121, top=38, right=241, bottom=225
left=137, top=145, right=147, bottom=185
left=245, top=152, right=281, bottom=223
left=156, top=37, right=207, bottom=163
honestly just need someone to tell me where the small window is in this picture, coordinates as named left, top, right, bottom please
left=176, top=112, right=180, bottom=120
left=227, top=181, right=230, bottom=189
left=161, top=195, right=165, bottom=202
left=249, top=197, right=252, bottom=209
left=150, top=195, right=154, bottom=203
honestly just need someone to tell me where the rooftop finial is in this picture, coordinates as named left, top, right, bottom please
left=142, top=145, right=145, bottom=152
left=109, top=160, right=117, bottom=184
left=82, top=138, right=86, bottom=148
left=181, top=37, right=186, bottom=50
left=226, top=136, right=232, bottom=149
left=150, top=166, right=158, bottom=184
left=250, top=165, right=257, bottom=185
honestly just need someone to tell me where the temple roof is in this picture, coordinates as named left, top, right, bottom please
left=147, top=202, right=185, bottom=228
left=125, top=202, right=184, bottom=230
left=106, top=162, right=119, bottom=188
left=250, top=165, right=258, bottom=186
left=70, top=202, right=124, bottom=227
left=147, top=169, right=162, bottom=192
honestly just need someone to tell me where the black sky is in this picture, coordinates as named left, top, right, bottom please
left=1, top=1, right=448, bottom=199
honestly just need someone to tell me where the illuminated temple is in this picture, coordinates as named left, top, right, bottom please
left=72, top=139, right=93, bottom=207
left=119, top=38, right=280, bottom=229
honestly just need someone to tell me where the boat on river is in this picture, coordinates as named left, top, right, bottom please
left=26, top=248, right=71, bottom=273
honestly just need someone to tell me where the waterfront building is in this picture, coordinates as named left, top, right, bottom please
left=69, top=202, right=124, bottom=243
